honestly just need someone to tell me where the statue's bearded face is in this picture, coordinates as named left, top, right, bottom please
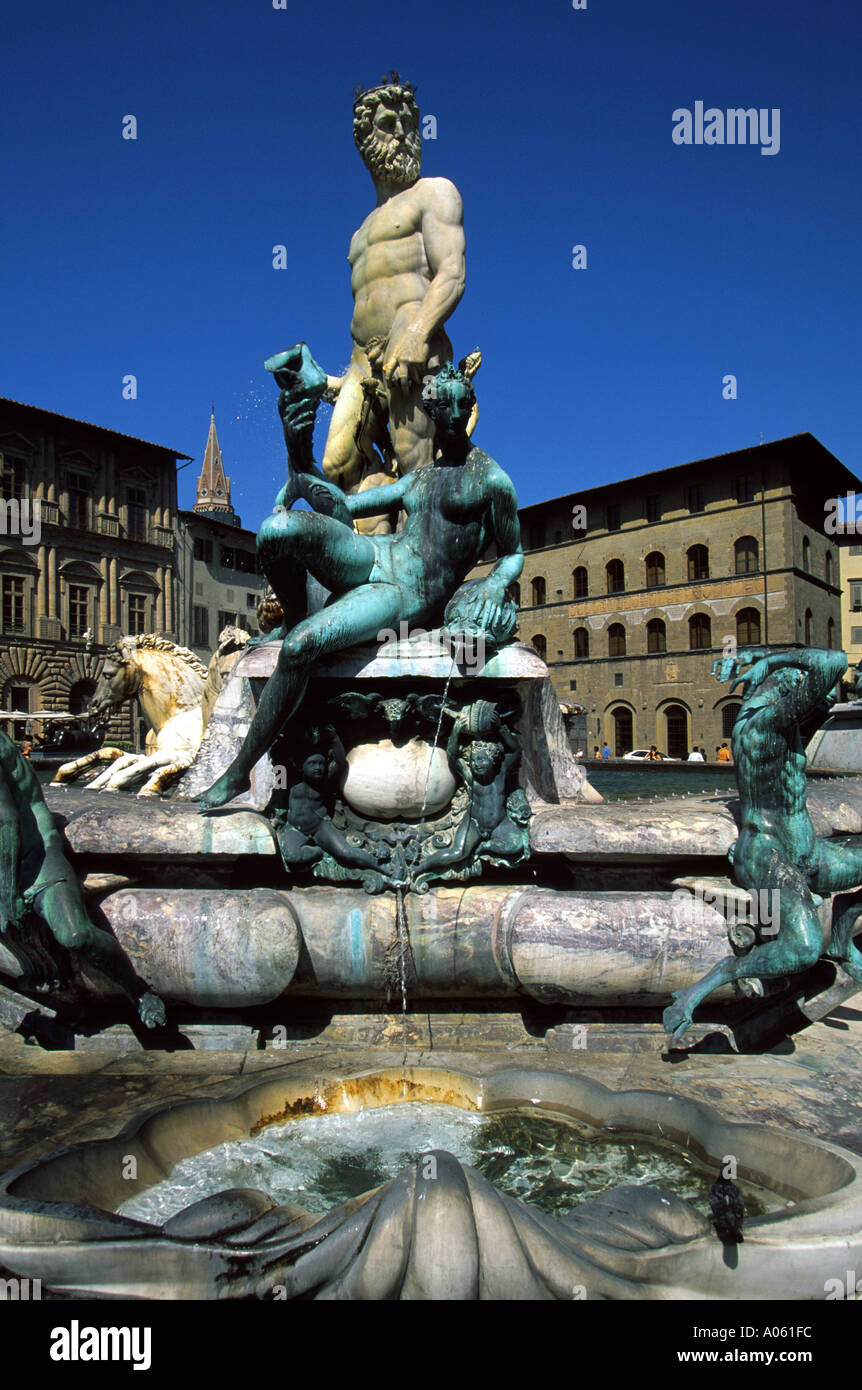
left=356, top=95, right=422, bottom=187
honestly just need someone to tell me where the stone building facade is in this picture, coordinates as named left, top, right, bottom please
left=0, top=397, right=188, bottom=746
left=839, top=542, right=862, bottom=670
left=473, top=433, right=857, bottom=758
left=174, top=412, right=265, bottom=666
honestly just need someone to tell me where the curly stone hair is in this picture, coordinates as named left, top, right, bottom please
left=352, top=74, right=419, bottom=154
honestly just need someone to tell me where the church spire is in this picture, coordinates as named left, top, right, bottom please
left=194, top=408, right=234, bottom=517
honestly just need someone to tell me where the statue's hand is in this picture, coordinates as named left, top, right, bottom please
left=463, top=579, right=506, bottom=633
left=712, top=657, right=739, bottom=685
left=383, top=325, right=429, bottom=389
left=366, top=338, right=386, bottom=372
left=302, top=478, right=352, bottom=527
left=307, top=482, right=337, bottom=514
left=444, top=577, right=518, bottom=650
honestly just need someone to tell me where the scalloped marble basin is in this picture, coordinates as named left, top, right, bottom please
left=0, top=1064, right=860, bottom=1300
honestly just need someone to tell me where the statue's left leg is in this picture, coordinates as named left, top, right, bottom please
left=199, top=580, right=404, bottom=809
left=414, top=813, right=480, bottom=886
left=814, top=840, right=862, bottom=980
left=257, top=507, right=375, bottom=598
left=388, top=381, right=436, bottom=474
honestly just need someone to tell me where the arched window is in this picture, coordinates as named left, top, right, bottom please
left=664, top=704, right=689, bottom=760
left=804, top=609, right=813, bottom=645
left=572, top=566, right=588, bottom=598
left=802, top=536, right=811, bottom=573
left=531, top=576, right=546, bottom=606
left=532, top=633, right=547, bottom=660
left=722, top=703, right=741, bottom=738
left=687, top=545, right=709, bottom=581
left=736, top=607, right=761, bottom=645
left=827, top=616, right=835, bottom=650
left=612, top=707, right=633, bottom=756
left=826, top=551, right=834, bottom=586
left=647, top=618, right=666, bottom=653
left=510, top=582, right=521, bottom=606
left=608, top=623, right=626, bottom=657
left=734, top=536, right=759, bottom=574
left=689, top=613, right=712, bottom=649
left=573, top=627, right=589, bottom=659
left=606, top=559, right=624, bottom=594
left=645, top=552, right=665, bottom=588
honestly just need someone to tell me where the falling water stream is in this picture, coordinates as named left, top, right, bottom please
left=394, top=885, right=409, bottom=1060
left=418, top=654, right=457, bottom=822
left=387, top=652, right=458, bottom=1057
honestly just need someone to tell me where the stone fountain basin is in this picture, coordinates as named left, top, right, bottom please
left=0, top=1062, right=859, bottom=1299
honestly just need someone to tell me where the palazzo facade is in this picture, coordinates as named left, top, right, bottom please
left=473, top=434, right=857, bottom=758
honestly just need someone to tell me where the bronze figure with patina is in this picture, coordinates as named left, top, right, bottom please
left=414, top=700, right=531, bottom=889
left=664, top=647, right=862, bottom=1045
left=0, top=730, right=165, bottom=1028
left=199, top=354, right=523, bottom=811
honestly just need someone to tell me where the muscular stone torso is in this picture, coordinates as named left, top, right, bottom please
left=348, top=180, right=446, bottom=357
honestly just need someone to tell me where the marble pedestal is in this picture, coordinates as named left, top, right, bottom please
left=175, top=633, right=600, bottom=809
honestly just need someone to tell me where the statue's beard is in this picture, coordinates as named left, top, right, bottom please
left=361, top=132, right=422, bottom=187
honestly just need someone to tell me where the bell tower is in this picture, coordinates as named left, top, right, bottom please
left=194, top=409, right=235, bottom=520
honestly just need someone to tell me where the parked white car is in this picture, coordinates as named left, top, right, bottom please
left=621, top=749, right=679, bottom=762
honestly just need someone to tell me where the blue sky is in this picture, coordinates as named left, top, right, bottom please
left=2, top=0, right=860, bottom=527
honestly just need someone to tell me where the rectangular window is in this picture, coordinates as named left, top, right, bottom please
left=852, top=627, right=862, bottom=644
left=569, top=679, right=577, bottom=691
left=687, top=484, right=705, bottom=513
left=127, top=487, right=147, bottom=542
left=645, top=494, right=660, bottom=523
left=8, top=683, right=30, bottom=713
left=218, top=610, right=237, bottom=631
left=220, top=547, right=235, bottom=569
left=194, top=536, right=213, bottom=563
left=192, top=606, right=209, bottom=647
left=614, top=672, right=623, bottom=687
left=68, top=472, right=90, bottom=530
left=852, top=583, right=862, bottom=612
left=850, top=545, right=862, bottom=557
left=128, top=594, right=147, bottom=634
left=236, top=550, right=255, bottom=574
left=246, top=592, right=257, bottom=609
left=735, top=474, right=755, bottom=503
left=69, top=585, right=89, bottom=638
left=606, top=503, right=621, bottom=532
left=2, top=576, right=25, bottom=631
left=1, top=456, right=25, bottom=501
left=528, top=524, right=545, bottom=550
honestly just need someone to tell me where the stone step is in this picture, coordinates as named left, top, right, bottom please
left=47, top=778, right=862, bottom=870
